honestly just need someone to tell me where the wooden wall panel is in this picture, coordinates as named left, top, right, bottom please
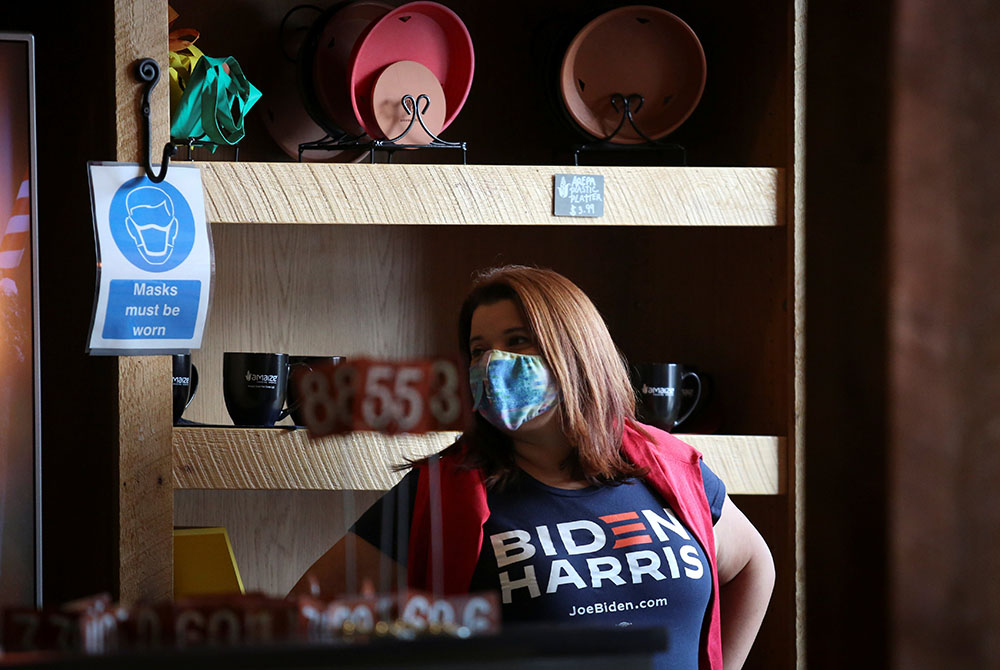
left=114, top=0, right=174, bottom=604
left=889, top=1, right=1000, bottom=667
left=186, top=224, right=432, bottom=425
left=114, top=0, right=169, bottom=161
left=186, top=225, right=788, bottom=437
left=791, top=1, right=807, bottom=667
left=174, top=489, right=383, bottom=596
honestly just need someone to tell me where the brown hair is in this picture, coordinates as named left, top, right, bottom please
left=457, top=265, right=647, bottom=487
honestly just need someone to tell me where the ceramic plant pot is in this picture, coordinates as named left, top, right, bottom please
left=303, top=0, right=393, bottom=138
left=560, top=5, right=706, bottom=144
left=370, top=60, right=446, bottom=142
left=349, top=1, right=474, bottom=138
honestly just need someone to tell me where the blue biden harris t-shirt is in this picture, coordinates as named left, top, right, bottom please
left=353, top=462, right=726, bottom=670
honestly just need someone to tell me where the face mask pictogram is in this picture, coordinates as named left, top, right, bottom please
left=124, top=186, right=179, bottom=265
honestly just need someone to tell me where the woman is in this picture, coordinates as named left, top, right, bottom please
left=291, top=265, right=774, bottom=670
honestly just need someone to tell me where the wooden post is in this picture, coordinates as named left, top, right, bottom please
left=113, top=0, right=173, bottom=604
left=890, top=0, right=1000, bottom=667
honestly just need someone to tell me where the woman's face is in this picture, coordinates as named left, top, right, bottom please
left=468, top=299, right=539, bottom=362
left=468, top=299, right=560, bottom=435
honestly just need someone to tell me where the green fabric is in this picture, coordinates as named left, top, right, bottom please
left=170, top=50, right=261, bottom=147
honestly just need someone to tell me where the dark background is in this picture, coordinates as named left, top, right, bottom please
left=7, top=1, right=1000, bottom=667
left=5, top=3, right=122, bottom=605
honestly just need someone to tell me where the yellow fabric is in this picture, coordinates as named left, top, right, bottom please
left=169, top=43, right=204, bottom=121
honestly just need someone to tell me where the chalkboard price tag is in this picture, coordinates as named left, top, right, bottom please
left=553, top=173, right=605, bottom=217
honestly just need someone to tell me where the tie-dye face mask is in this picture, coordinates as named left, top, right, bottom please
left=469, top=349, right=560, bottom=431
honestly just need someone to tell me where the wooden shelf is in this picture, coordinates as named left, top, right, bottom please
left=173, top=427, right=784, bottom=495
left=197, top=163, right=783, bottom=227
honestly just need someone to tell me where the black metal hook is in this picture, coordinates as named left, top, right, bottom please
left=295, top=93, right=467, bottom=164
left=573, top=92, right=687, bottom=166
left=385, top=94, right=443, bottom=144
left=135, top=58, right=177, bottom=183
left=606, top=93, right=655, bottom=144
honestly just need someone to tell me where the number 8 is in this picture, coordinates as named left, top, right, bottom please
left=333, top=364, right=358, bottom=430
left=300, top=370, right=337, bottom=435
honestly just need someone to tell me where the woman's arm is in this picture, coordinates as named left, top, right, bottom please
left=288, top=532, right=402, bottom=599
left=713, top=495, right=776, bottom=670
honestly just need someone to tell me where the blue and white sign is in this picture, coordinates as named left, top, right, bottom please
left=87, top=163, right=213, bottom=355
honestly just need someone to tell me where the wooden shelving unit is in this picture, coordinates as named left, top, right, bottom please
left=112, top=0, right=805, bottom=667
left=173, top=427, right=785, bottom=494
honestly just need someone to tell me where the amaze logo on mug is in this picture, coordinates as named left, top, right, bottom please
left=172, top=354, right=199, bottom=424
left=634, top=363, right=705, bottom=433
left=641, top=384, right=675, bottom=398
left=244, top=370, right=279, bottom=388
left=225, top=353, right=291, bottom=426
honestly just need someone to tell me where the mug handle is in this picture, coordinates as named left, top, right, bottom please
left=278, top=361, right=308, bottom=422
left=673, top=371, right=703, bottom=430
left=184, top=364, right=199, bottom=410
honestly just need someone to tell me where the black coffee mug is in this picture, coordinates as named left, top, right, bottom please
left=287, top=356, right=346, bottom=426
left=172, top=354, right=199, bottom=424
left=634, top=363, right=704, bottom=432
left=223, top=352, right=292, bottom=427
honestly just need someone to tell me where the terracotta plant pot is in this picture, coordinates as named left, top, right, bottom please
left=370, top=60, right=446, bottom=143
left=349, top=1, right=475, bottom=139
left=261, top=3, right=365, bottom=161
left=304, top=1, right=393, bottom=138
left=560, top=5, right=706, bottom=144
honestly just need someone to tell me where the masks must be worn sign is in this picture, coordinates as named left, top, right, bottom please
left=87, top=163, right=213, bottom=355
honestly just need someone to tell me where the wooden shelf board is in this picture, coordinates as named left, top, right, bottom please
left=197, top=163, right=783, bottom=228
left=677, top=434, right=786, bottom=495
left=173, top=428, right=783, bottom=495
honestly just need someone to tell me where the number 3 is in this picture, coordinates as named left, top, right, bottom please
left=429, top=360, right=461, bottom=426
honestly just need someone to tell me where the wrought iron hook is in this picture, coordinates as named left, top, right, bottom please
left=574, top=92, right=687, bottom=166
left=605, top=93, right=655, bottom=144
left=385, top=94, right=443, bottom=144
left=135, top=58, right=177, bottom=183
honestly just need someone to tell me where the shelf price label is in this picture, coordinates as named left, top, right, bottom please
left=554, top=173, right=605, bottom=217
left=294, top=357, right=472, bottom=436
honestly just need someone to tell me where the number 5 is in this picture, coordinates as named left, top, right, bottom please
left=394, top=366, right=425, bottom=432
left=362, top=365, right=395, bottom=430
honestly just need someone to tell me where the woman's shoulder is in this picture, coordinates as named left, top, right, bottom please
left=624, top=420, right=703, bottom=465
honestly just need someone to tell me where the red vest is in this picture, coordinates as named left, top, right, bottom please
left=408, top=421, right=723, bottom=670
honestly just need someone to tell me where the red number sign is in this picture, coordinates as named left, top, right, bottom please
left=293, top=357, right=471, bottom=437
